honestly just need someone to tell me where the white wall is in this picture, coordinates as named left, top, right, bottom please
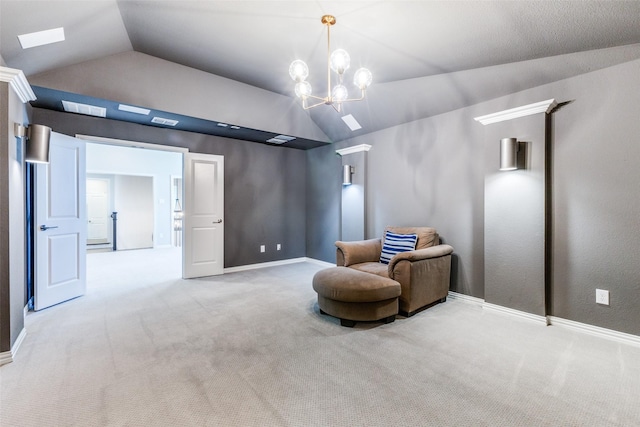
left=86, top=142, right=182, bottom=247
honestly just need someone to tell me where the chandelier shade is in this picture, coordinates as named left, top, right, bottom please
left=289, top=15, right=372, bottom=113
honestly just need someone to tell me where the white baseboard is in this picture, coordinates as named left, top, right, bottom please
left=449, top=291, right=547, bottom=324
left=224, top=257, right=308, bottom=274
left=0, top=350, right=12, bottom=366
left=548, top=316, right=640, bottom=348
left=304, top=258, right=335, bottom=268
left=483, top=302, right=548, bottom=324
left=0, top=328, right=27, bottom=366
left=449, top=291, right=640, bottom=346
left=224, top=257, right=334, bottom=274
left=448, top=291, right=484, bottom=305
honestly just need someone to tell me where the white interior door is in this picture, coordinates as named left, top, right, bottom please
left=86, top=178, right=110, bottom=244
left=183, top=153, right=224, bottom=278
left=35, top=132, right=87, bottom=310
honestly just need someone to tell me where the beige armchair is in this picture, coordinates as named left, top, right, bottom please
left=335, top=226, right=453, bottom=316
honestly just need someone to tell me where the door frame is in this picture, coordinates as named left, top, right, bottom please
left=76, top=135, right=224, bottom=279
left=86, top=176, right=112, bottom=245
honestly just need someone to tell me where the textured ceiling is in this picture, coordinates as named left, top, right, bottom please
left=2, top=1, right=640, bottom=144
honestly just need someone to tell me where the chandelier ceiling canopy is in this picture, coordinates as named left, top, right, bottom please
left=289, top=15, right=372, bottom=113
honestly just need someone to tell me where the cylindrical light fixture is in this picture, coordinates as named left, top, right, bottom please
left=499, top=137, right=518, bottom=171
left=25, top=124, right=52, bottom=164
left=343, top=165, right=354, bottom=185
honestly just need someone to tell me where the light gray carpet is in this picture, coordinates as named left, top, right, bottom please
left=1, top=247, right=640, bottom=426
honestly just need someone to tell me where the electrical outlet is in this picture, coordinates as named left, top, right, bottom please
left=260, top=245, right=265, bottom=253
left=277, top=244, right=281, bottom=251
left=596, top=289, right=610, bottom=305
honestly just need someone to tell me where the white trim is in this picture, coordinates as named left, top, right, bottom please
left=336, top=144, right=372, bottom=156
left=11, top=328, right=27, bottom=358
left=483, top=302, right=548, bottom=324
left=0, top=351, right=12, bottom=366
left=548, top=316, right=640, bottom=348
left=448, top=291, right=484, bottom=306
left=223, top=257, right=334, bottom=274
left=0, top=66, right=36, bottom=103
left=474, top=99, right=557, bottom=125
left=445, top=292, right=640, bottom=347
left=224, top=257, right=308, bottom=274
left=0, top=328, right=27, bottom=366
left=76, top=135, right=189, bottom=153
left=304, top=258, right=335, bottom=268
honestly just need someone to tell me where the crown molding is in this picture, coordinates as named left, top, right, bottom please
left=474, top=98, right=557, bottom=125
left=0, top=67, right=36, bottom=103
left=336, top=144, right=372, bottom=156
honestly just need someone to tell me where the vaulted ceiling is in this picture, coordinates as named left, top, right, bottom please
left=3, top=1, right=640, bottom=146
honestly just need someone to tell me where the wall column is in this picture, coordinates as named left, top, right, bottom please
left=475, top=100, right=556, bottom=319
left=0, top=67, right=36, bottom=365
left=336, top=144, right=371, bottom=241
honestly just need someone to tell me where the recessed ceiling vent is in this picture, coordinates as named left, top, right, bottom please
left=151, top=117, right=179, bottom=126
left=266, top=135, right=296, bottom=144
left=62, top=100, right=106, bottom=118
left=118, top=104, right=150, bottom=115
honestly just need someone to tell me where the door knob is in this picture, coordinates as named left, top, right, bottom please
left=213, top=219, right=223, bottom=223
left=40, top=225, right=59, bottom=231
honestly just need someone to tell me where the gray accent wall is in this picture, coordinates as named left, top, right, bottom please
left=306, top=58, right=640, bottom=336
left=32, top=109, right=307, bottom=269
left=549, top=59, right=640, bottom=334
left=306, top=107, right=486, bottom=298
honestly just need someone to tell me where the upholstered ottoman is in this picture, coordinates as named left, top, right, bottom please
left=312, top=266, right=401, bottom=327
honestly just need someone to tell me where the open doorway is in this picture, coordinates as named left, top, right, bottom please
left=30, top=134, right=225, bottom=310
left=84, top=139, right=183, bottom=280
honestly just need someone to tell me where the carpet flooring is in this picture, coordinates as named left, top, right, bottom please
left=1, top=247, right=640, bottom=426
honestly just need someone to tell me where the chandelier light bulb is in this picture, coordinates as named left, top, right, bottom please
left=353, top=68, right=373, bottom=90
left=289, top=15, right=371, bottom=112
left=289, top=60, right=309, bottom=82
left=330, top=49, right=350, bottom=75
left=332, top=84, right=348, bottom=103
left=295, top=81, right=312, bottom=98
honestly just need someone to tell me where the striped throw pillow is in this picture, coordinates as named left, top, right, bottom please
left=380, top=231, right=418, bottom=264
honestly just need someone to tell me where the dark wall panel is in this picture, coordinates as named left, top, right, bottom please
left=305, top=144, right=341, bottom=264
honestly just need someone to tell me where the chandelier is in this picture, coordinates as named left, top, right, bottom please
left=289, top=15, right=372, bottom=113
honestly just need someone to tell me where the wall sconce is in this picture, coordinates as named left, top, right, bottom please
left=499, top=137, right=519, bottom=171
left=343, top=165, right=354, bottom=186
left=14, top=123, right=52, bottom=164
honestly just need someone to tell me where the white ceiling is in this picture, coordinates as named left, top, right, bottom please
left=3, top=1, right=640, bottom=142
